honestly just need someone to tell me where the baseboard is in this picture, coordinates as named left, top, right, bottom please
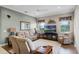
left=0, top=43, right=8, bottom=46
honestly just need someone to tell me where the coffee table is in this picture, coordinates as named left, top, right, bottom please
left=34, top=46, right=52, bottom=54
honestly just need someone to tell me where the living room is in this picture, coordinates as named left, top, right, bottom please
left=0, top=5, right=79, bottom=54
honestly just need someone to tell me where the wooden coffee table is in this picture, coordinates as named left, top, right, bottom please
left=34, top=46, right=52, bottom=54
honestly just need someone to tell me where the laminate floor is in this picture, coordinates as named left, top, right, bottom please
left=2, top=44, right=78, bottom=54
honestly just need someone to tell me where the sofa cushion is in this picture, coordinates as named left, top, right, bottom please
left=17, top=31, right=30, bottom=38
left=18, top=32, right=25, bottom=38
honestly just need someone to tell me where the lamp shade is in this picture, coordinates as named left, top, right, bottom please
left=8, top=27, right=16, bottom=32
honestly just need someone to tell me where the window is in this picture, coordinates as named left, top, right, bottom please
left=38, top=22, right=45, bottom=33
left=60, top=20, right=70, bottom=33
left=39, top=22, right=45, bottom=29
left=59, top=16, right=71, bottom=33
left=37, top=20, right=45, bottom=33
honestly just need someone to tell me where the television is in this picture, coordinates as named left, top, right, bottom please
left=44, top=24, right=56, bottom=33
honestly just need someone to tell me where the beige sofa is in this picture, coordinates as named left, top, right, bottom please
left=17, top=31, right=61, bottom=53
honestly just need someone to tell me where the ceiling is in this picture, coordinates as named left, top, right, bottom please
left=2, top=5, right=75, bottom=18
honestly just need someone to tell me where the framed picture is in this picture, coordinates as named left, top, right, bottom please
left=20, top=21, right=30, bottom=30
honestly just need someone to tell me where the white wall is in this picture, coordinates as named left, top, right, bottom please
left=74, top=6, right=79, bottom=53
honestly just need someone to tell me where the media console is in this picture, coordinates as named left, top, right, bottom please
left=37, top=32, right=58, bottom=41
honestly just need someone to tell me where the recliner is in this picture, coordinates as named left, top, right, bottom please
left=9, top=36, right=30, bottom=54
left=9, top=36, right=20, bottom=54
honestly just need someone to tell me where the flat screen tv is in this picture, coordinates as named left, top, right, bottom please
left=44, top=24, right=56, bottom=33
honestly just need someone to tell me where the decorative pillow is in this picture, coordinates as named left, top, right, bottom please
left=24, top=31, right=29, bottom=38
left=17, top=31, right=25, bottom=38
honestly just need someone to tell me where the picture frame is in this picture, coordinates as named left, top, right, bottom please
left=20, top=21, right=30, bottom=30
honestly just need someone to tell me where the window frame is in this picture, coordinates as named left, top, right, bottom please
left=20, top=21, right=30, bottom=30
left=59, top=16, right=72, bottom=34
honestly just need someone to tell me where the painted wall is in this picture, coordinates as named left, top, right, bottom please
left=74, top=6, right=79, bottom=53
left=0, top=7, right=36, bottom=44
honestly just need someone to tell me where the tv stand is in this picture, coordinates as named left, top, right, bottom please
left=37, top=32, right=58, bottom=41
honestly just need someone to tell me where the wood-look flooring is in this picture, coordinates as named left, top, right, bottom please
left=2, top=45, right=12, bottom=53
left=59, top=45, right=78, bottom=54
left=2, top=44, right=78, bottom=54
